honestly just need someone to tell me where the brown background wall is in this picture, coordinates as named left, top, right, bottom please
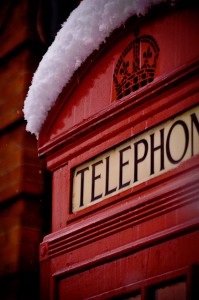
left=0, top=1, right=79, bottom=299
left=0, top=1, right=46, bottom=299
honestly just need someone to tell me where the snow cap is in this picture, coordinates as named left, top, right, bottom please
left=23, top=0, right=167, bottom=138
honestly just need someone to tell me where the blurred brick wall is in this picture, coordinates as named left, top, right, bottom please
left=0, top=1, right=81, bottom=298
left=0, top=1, right=49, bottom=299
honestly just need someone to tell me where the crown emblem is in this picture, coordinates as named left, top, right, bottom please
left=113, top=34, right=160, bottom=100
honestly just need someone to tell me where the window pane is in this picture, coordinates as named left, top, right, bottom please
left=155, top=281, right=186, bottom=300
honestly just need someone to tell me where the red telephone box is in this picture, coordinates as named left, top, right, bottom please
left=38, top=3, right=199, bottom=299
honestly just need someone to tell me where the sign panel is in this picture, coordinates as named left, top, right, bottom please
left=72, top=106, right=199, bottom=212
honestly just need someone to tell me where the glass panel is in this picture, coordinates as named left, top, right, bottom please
left=155, top=281, right=186, bottom=300
left=124, top=295, right=141, bottom=300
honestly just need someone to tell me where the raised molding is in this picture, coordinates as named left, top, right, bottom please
left=53, top=219, right=199, bottom=279
left=40, top=156, right=199, bottom=261
left=38, top=57, right=199, bottom=166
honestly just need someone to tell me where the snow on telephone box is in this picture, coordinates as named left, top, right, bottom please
left=35, top=1, right=199, bottom=299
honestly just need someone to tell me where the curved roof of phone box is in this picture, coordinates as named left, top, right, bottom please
left=23, top=0, right=173, bottom=138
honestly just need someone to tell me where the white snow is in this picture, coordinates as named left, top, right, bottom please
left=23, top=0, right=168, bottom=138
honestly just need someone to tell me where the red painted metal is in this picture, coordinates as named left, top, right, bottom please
left=39, top=4, right=199, bottom=300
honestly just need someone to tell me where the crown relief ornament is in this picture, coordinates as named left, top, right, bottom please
left=113, top=33, right=160, bottom=100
